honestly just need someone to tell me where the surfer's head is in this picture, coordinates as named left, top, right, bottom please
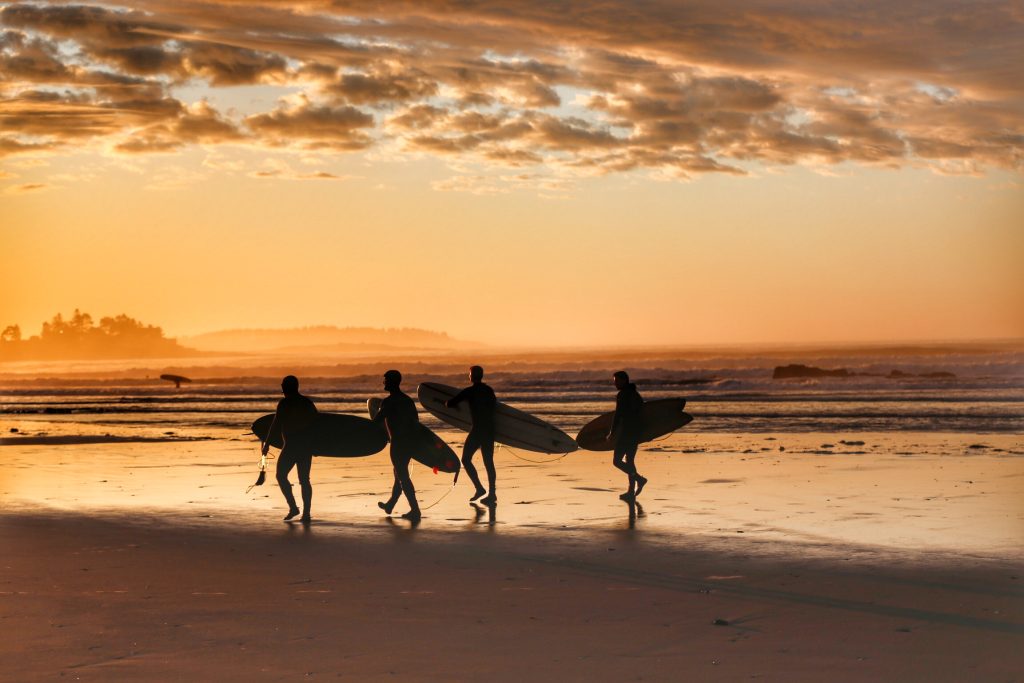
left=383, top=369, right=402, bottom=391
left=470, top=365, right=484, bottom=383
left=281, top=375, right=299, bottom=395
left=613, top=370, right=629, bottom=390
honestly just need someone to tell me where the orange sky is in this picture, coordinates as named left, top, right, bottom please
left=1, top=1, right=1022, bottom=347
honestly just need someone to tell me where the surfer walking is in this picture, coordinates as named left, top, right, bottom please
left=372, top=370, right=422, bottom=521
left=446, top=365, right=498, bottom=504
left=609, top=371, right=648, bottom=500
left=262, top=375, right=318, bottom=522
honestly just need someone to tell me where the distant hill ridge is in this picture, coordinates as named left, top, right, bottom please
left=181, top=326, right=482, bottom=353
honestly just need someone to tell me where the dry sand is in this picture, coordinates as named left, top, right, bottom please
left=1, top=433, right=1022, bottom=681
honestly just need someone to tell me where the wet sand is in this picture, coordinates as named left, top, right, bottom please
left=2, top=434, right=1023, bottom=680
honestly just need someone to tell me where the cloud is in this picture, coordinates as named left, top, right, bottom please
left=3, top=182, right=48, bottom=195
left=432, top=171, right=573, bottom=196
left=114, top=100, right=245, bottom=153
left=250, top=169, right=348, bottom=180
left=245, top=97, right=375, bottom=150
left=323, top=69, right=439, bottom=105
left=181, top=43, right=289, bottom=86
left=300, top=171, right=344, bottom=179
left=0, top=135, right=60, bottom=158
left=245, top=157, right=354, bottom=180
left=0, top=0, right=1019, bottom=179
left=0, top=4, right=289, bottom=84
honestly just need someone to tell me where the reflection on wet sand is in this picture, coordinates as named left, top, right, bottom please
left=2, top=429, right=1023, bottom=560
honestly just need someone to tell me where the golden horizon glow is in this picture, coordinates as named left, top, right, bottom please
left=1, top=1, right=1022, bottom=348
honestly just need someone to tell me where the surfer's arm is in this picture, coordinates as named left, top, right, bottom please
left=262, top=412, right=279, bottom=455
left=262, top=399, right=287, bottom=454
left=445, top=387, right=471, bottom=408
left=609, top=394, right=625, bottom=439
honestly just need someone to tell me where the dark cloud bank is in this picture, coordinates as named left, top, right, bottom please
left=1, top=0, right=1020, bottom=178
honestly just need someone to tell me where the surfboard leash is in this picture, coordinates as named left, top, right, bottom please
left=407, top=460, right=458, bottom=510
left=246, top=443, right=275, bottom=494
left=420, top=482, right=457, bottom=510
left=497, top=443, right=570, bottom=464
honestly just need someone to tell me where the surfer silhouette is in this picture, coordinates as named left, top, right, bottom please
left=446, top=365, right=498, bottom=504
left=262, top=375, right=318, bottom=522
left=609, top=371, right=648, bottom=500
left=372, top=370, right=422, bottom=521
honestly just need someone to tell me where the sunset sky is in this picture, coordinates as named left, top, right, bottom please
left=1, top=1, right=1021, bottom=347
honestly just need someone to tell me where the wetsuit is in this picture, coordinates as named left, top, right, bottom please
left=274, top=392, right=318, bottom=514
left=449, top=382, right=497, bottom=497
left=374, top=391, right=420, bottom=509
left=611, top=382, right=644, bottom=484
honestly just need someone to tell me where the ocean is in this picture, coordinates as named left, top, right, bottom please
left=2, top=345, right=1022, bottom=441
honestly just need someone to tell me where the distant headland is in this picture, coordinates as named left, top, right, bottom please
left=0, top=311, right=198, bottom=361
left=0, top=314, right=480, bottom=361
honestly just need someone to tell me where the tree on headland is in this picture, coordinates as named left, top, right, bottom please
left=0, top=310, right=197, bottom=360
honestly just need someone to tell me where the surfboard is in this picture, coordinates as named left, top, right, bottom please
left=416, top=382, right=578, bottom=454
left=367, top=398, right=460, bottom=474
left=160, top=373, right=191, bottom=388
left=251, top=412, right=387, bottom=458
left=576, top=398, right=693, bottom=451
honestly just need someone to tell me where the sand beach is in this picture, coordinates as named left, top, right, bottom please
left=2, top=428, right=1022, bottom=681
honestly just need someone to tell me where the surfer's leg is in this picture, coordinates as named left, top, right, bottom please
left=379, top=450, right=403, bottom=514
left=614, top=442, right=638, bottom=499
left=395, top=456, right=420, bottom=518
left=634, top=447, right=648, bottom=498
left=622, top=435, right=644, bottom=493
left=462, top=432, right=485, bottom=500
left=378, top=474, right=401, bottom=515
left=625, top=446, right=638, bottom=485
left=296, top=452, right=313, bottom=521
left=480, top=437, right=497, bottom=504
left=612, top=448, right=630, bottom=474
left=276, top=450, right=300, bottom=517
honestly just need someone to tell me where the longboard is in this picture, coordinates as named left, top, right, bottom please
left=417, top=382, right=578, bottom=454
left=252, top=412, right=387, bottom=457
left=367, top=398, right=460, bottom=474
left=576, top=398, right=693, bottom=451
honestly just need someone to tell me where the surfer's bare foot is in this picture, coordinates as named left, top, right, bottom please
left=401, top=510, right=421, bottom=521
left=481, top=494, right=497, bottom=505
left=635, top=476, right=648, bottom=497
left=619, top=492, right=635, bottom=501
left=470, top=487, right=486, bottom=502
left=378, top=501, right=395, bottom=515
left=284, top=507, right=301, bottom=521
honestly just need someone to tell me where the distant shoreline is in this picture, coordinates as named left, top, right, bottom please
left=0, top=339, right=1020, bottom=384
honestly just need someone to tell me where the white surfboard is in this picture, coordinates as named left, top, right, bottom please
left=416, top=382, right=578, bottom=454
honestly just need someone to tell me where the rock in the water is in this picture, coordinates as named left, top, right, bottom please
left=773, top=364, right=850, bottom=379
